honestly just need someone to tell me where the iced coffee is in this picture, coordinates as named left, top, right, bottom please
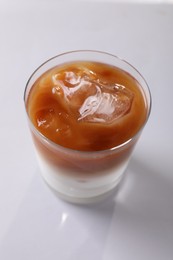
left=24, top=51, right=151, bottom=203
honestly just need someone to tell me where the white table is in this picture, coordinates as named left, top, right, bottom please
left=0, top=1, right=173, bottom=259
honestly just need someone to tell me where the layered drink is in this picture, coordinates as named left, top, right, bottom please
left=24, top=51, right=151, bottom=203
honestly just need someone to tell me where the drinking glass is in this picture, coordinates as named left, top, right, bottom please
left=24, top=50, right=151, bottom=203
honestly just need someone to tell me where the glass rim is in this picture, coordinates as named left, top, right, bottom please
left=24, top=50, right=152, bottom=156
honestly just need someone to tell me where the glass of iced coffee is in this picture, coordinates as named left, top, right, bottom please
left=24, top=50, right=151, bottom=203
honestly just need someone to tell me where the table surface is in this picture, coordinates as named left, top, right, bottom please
left=0, top=1, right=173, bottom=259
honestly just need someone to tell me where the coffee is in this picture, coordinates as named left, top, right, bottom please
left=27, top=61, right=147, bottom=151
left=24, top=52, right=151, bottom=202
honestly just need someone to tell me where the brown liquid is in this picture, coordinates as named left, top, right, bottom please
left=27, top=61, right=147, bottom=151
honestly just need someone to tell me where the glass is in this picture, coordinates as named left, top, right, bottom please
left=24, top=50, right=151, bottom=204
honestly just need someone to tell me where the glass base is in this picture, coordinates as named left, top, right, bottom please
left=36, top=153, right=127, bottom=204
left=44, top=178, right=122, bottom=204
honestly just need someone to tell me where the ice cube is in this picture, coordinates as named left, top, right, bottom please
left=52, top=71, right=81, bottom=87
left=51, top=68, right=134, bottom=124
left=64, top=71, right=81, bottom=86
left=36, top=108, right=56, bottom=129
left=78, top=82, right=134, bottom=124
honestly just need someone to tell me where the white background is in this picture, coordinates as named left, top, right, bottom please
left=0, top=0, right=173, bottom=259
